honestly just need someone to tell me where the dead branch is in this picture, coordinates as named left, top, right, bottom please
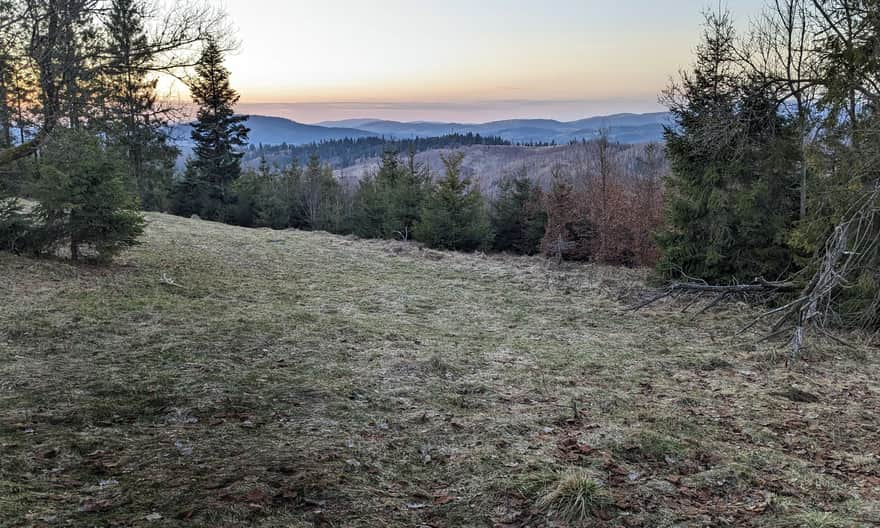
left=629, top=278, right=796, bottom=312
left=747, top=180, right=880, bottom=361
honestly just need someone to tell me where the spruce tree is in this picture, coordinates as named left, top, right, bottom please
left=352, top=150, right=399, bottom=238
left=103, top=0, right=178, bottom=211
left=388, top=149, right=430, bottom=239
left=414, top=153, right=491, bottom=251
left=491, top=167, right=546, bottom=255
left=657, top=10, right=799, bottom=282
left=31, top=130, right=145, bottom=262
left=541, top=174, right=593, bottom=261
left=353, top=149, right=429, bottom=240
left=173, top=39, right=249, bottom=221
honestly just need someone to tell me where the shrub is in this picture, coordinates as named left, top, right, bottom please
left=29, top=130, right=145, bottom=262
left=0, top=197, right=34, bottom=254
left=414, top=153, right=492, bottom=251
left=490, top=168, right=547, bottom=255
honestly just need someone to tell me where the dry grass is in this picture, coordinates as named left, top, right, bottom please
left=536, top=470, right=611, bottom=524
left=1, top=212, right=879, bottom=527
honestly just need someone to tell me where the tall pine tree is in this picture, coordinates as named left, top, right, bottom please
left=173, top=39, right=249, bottom=221
left=103, top=0, right=178, bottom=211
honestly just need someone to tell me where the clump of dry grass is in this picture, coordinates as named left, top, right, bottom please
left=783, top=511, right=852, bottom=528
left=536, top=470, right=612, bottom=524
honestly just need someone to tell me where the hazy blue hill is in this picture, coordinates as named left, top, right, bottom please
left=171, top=115, right=378, bottom=147
left=169, top=113, right=672, bottom=156
left=317, top=120, right=472, bottom=138
left=567, top=112, right=672, bottom=130
left=317, top=112, right=672, bottom=144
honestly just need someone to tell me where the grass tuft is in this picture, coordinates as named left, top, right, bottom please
left=784, top=511, right=851, bottom=528
left=536, top=470, right=612, bottom=524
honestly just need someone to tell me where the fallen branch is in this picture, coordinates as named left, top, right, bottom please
left=629, top=278, right=795, bottom=312
left=691, top=292, right=730, bottom=318
left=757, top=181, right=879, bottom=361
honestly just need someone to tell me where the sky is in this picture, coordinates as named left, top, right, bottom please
left=193, top=0, right=768, bottom=123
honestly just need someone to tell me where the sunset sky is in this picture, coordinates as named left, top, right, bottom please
left=208, top=0, right=766, bottom=123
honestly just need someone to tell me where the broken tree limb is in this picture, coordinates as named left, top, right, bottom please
left=737, top=295, right=809, bottom=335
left=749, top=180, right=880, bottom=361
left=691, top=292, right=730, bottom=318
left=629, top=278, right=796, bottom=312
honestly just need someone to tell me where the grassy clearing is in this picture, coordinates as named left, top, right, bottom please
left=1, top=212, right=879, bottom=527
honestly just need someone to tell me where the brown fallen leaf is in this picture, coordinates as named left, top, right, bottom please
left=79, top=498, right=113, bottom=513
left=433, top=494, right=455, bottom=505
left=243, top=488, right=270, bottom=505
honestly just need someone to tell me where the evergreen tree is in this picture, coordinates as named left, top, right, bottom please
left=228, top=170, right=262, bottom=227
left=490, top=167, right=547, bottom=254
left=352, top=150, right=399, bottom=238
left=172, top=39, right=249, bottom=221
left=541, top=173, right=593, bottom=261
left=103, top=0, right=178, bottom=211
left=657, top=10, right=800, bottom=282
left=298, top=152, right=346, bottom=231
left=279, top=162, right=305, bottom=228
left=414, top=153, right=492, bottom=251
left=30, top=129, right=145, bottom=262
left=389, top=149, right=431, bottom=239
left=253, top=157, right=291, bottom=229
left=353, top=149, right=429, bottom=240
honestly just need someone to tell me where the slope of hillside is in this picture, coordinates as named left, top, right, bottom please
left=336, top=143, right=657, bottom=193
left=1, top=214, right=877, bottom=527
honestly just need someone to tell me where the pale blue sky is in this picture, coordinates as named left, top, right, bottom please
left=213, top=0, right=768, bottom=122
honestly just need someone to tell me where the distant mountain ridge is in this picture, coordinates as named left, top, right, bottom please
left=170, top=115, right=377, bottom=147
left=317, top=112, right=672, bottom=144
left=171, top=112, right=672, bottom=153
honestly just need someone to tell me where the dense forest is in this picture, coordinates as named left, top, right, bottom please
left=241, top=133, right=511, bottom=169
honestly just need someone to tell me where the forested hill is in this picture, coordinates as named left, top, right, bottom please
left=241, top=133, right=511, bottom=169
left=317, top=112, right=671, bottom=144
left=170, top=115, right=377, bottom=148
left=171, top=113, right=672, bottom=154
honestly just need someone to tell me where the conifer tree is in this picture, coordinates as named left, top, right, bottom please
left=353, top=149, right=429, bottom=240
left=490, top=167, right=546, bottom=255
left=298, top=152, right=345, bottom=231
left=389, top=149, right=430, bottom=239
left=541, top=173, right=593, bottom=261
left=103, top=0, right=178, bottom=211
left=173, top=39, right=249, bottom=221
left=414, top=153, right=491, bottom=251
left=31, top=130, right=145, bottom=262
left=657, top=10, right=799, bottom=282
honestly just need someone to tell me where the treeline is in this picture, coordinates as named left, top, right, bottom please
left=0, top=0, right=225, bottom=261
left=205, top=137, right=665, bottom=266
left=0, top=1, right=665, bottom=266
left=658, top=2, right=880, bottom=330
left=242, top=133, right=511, bottom=169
